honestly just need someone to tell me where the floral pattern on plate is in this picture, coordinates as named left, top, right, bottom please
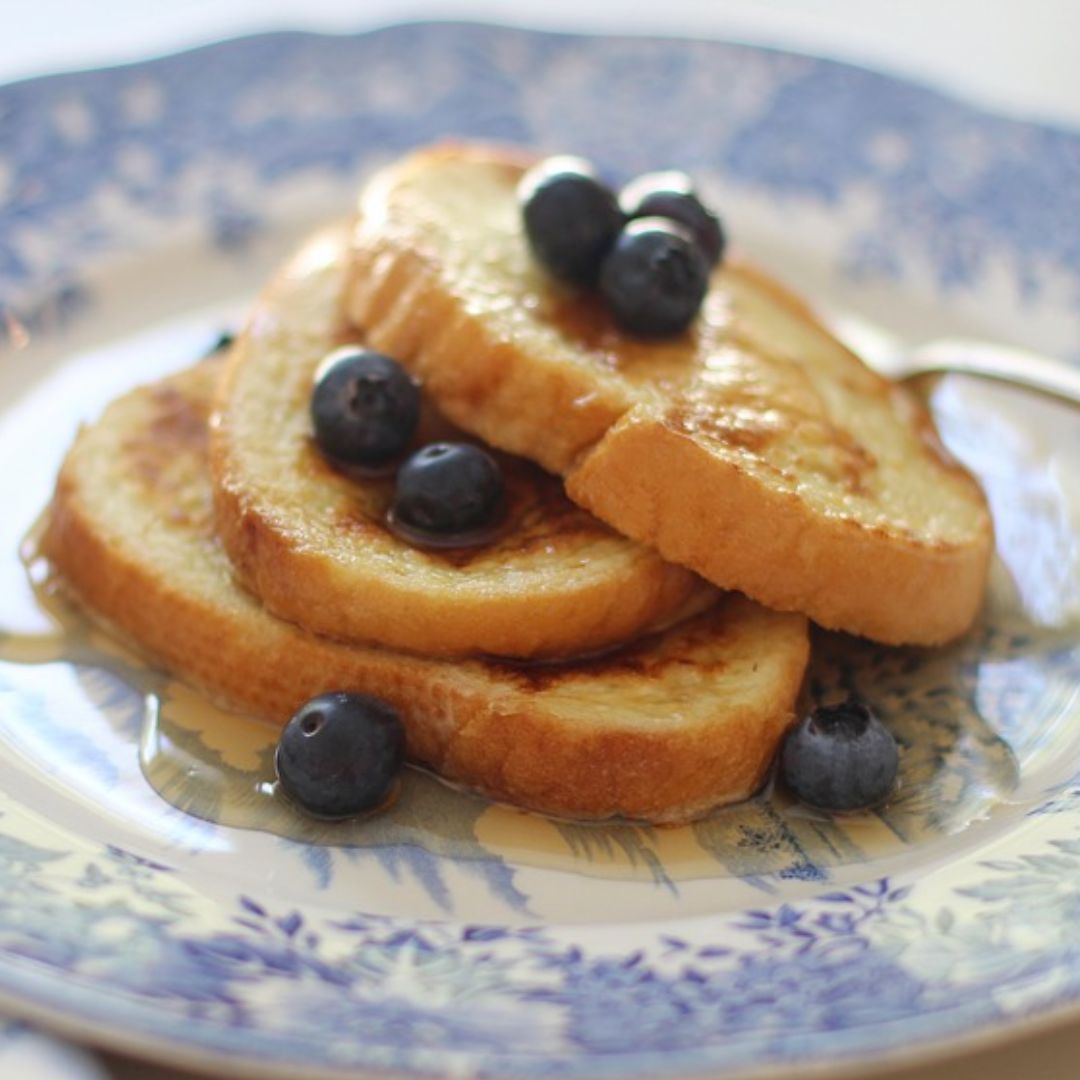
left=1, top=21, right=1079, bottom=1080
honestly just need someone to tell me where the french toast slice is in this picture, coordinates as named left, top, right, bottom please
left=210, top=224, right=714, bottom=659
left=42, top=359, right=810, bottom=823
left=344, top=143, right=994, bottom=646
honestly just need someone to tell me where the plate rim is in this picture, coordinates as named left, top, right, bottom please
left=2, top=18, right=1080, bottom=1080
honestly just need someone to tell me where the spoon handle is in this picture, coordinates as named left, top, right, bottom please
left=911, top=339, right=1080, bottom=407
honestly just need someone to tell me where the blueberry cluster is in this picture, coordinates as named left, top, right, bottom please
left=310, top=346, right=504, bottom=538
left=519, top=156, right=726, bottom=337
left=281, top=348, right=507, bottom=820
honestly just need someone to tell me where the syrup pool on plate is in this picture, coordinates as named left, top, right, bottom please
left=0, top=307, right=1078, bottom=925
left=0, top=501, right=1045, bottom=900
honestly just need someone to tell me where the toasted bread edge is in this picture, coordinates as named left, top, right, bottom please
left=211, top=225, right=713, bottom=660
left=43, top=365, right=810, bottom=824
left=567, top=408, right=992, bottom=645
left=344, top=143, right=994, bottom=645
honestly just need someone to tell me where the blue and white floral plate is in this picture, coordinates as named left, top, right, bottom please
left=1, top=22, right=1079, bottom=1080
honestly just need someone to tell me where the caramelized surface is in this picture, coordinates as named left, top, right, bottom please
left=210, top=224, right=713, bottom=658
left=357, top=153, right=984, bottom=538
left=346, top=144, right=993, bottom=644
left=43, top=359, right=810, bottom=822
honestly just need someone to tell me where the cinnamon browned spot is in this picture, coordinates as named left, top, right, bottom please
left=483, top=612, right=730, bottom=689
left=148, top=383, right=211, bottom=448
left=543, top=286, right=700, bottom=378
left=123, top=385, right=210, bottom=484
left=664, top=399, right=787, bottom=453
left=330, top=444, right=615, bottom=568
left=544, top=288, right=621, bottom=353
left=121, top=383, right=216, bottom=530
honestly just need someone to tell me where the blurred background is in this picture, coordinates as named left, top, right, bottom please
left=4, top=0, right=1080, bottom=129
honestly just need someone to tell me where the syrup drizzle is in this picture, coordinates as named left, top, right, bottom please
left=0, top=511, right=1027, bottom=888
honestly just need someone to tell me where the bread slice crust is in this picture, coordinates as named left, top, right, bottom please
left=344, top=143, right=994, bottom=645
left=43, top=360, right=810, bottom=823
left=209, top=224, right=713, bottom=659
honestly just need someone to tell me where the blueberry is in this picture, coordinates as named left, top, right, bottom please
left=391, top=442, right=503, bottom=536
left=206, top=329, right=236, bottom=356
left=619, top=170, right=726, bottom=266
left=780, top=700, right=899, bottom=811
left=275, top=692, right=405, bottom=819
left=519, top=156, right=624, bottom=285
left=599, top=217, right=709, bottom=337
left=310, top=347, right=420, bottom=466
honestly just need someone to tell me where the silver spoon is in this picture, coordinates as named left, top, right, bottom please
left=831, top=315, right=1080, bottom=407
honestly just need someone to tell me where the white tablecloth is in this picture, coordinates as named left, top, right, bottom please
left=3, top=3, right=1079, bottom=1077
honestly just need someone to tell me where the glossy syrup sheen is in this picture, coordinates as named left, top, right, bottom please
left=308, top=395, right=613, bottom=570
left=2, top=303, right=1078, bottom=899
left=0, top=514, right=1051, bottom=889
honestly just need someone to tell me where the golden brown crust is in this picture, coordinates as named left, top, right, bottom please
left=566, top=409, right=990, bottom=645
left=43, top=361, right=809, bottom=822
left=346, top=150, right=631, bottom=475
left=210, top=224, right=712, bottom=659
left=344, top=142, right=994, bottom=644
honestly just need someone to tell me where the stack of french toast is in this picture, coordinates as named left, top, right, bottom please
left=42, top=142, right=994, bottom=823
